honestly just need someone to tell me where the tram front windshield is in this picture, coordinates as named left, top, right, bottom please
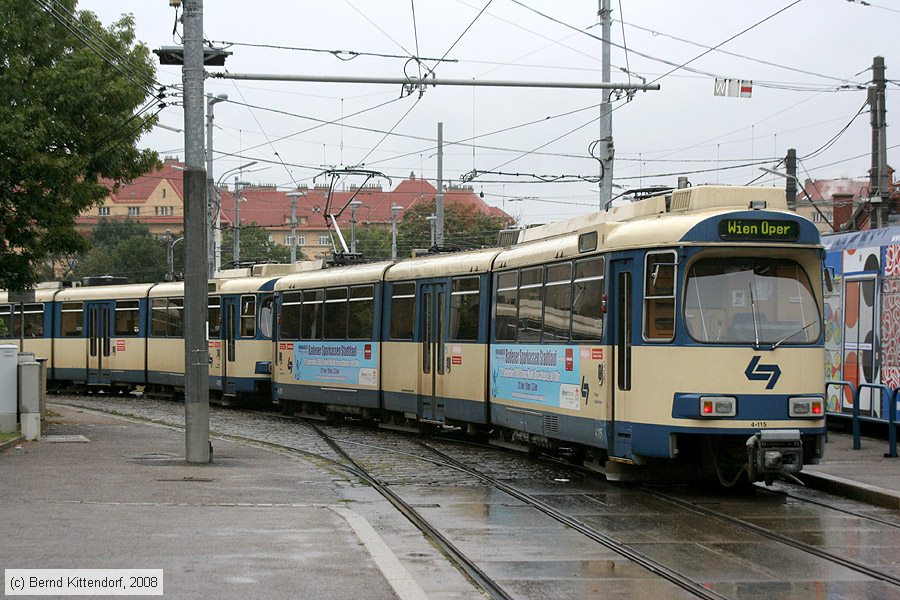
left=684, top=257, right=821, bottom=345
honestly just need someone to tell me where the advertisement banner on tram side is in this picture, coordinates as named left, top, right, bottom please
left=294, top=341, right=378, bottom=386
left=490, top=344, right=582, bottom=410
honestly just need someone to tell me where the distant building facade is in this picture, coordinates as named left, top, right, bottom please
left=76, top=160, right=510, bottom=261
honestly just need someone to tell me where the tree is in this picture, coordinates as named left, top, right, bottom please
left=354, top=225, right=392, bottom=260
left=71, top=219, right=175, bottom=283
left=395, top=200, right=513, bottom=258
left=220, top=224, right=291, bottom=267
left=0, top=1, right=159, bottom=290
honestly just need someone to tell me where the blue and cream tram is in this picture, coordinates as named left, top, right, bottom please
left=488, top=186, right=827, bottom=483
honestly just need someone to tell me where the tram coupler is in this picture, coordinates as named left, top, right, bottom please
left=746, top=429, right=803, bottom=485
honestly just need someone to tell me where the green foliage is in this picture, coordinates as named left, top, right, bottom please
left=0, top=1, right=159, bottom=290
left=354, top=226, right=392, bottom=260
left=220, top=224, right=291, bottom=266
left=72, top=219, right=174, bottom=283
left=395, top=200, right=513, bottom=258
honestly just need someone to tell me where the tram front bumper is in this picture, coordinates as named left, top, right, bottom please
left=746, top=429, right=803, bottom=482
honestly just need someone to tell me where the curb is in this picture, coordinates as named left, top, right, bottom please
left=798, top=470, right=900, bottom=511
left=0, top=435, right=25, bottom=454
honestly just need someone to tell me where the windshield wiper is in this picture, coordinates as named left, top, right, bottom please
left=772, top=320, right=818, bottom=349
left=748, top=282, right=760, bottom=350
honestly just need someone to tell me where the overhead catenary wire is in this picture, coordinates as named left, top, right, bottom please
left=615, top=18, right=866, bottom=86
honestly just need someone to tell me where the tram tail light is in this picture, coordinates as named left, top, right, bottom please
left=699, top=396, right=736, bottom=417
left=790, top=396, right=824, bottom=418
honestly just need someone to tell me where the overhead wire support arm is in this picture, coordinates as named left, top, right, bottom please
left=209, top=72, right=660, bottom=92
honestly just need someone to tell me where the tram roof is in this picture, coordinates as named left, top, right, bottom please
left=211, top=276, right=279, bottom=294
left=54, top=283, right=157, bottom=302
left=275, top=261, right=393, bottom=291
left=494, top=186, right=809, bottom=268
left=384, top=247, right=501, bottom=281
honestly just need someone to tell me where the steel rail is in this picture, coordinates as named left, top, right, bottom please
left=643, top=488, right=900, bottom=587
left=414, top=439, right=727, bottom=600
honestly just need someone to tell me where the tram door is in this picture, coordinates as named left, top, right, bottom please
left=215, top=296, right=241, bottom=396
left=608, top=259, right=634, bottom=460
left=419, top=282, right=449, bottom=422
left=85, top=300, right=114, bottom=385
left=842, top=276, right=879, bottom=417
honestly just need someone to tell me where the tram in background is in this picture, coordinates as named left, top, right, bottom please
left=822, top=226, right=900, bottom=424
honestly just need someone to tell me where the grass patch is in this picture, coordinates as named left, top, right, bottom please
left=0, top=431, right=21, bottom=444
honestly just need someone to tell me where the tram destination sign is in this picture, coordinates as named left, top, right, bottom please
left=718, top=219, right=799, bottom=242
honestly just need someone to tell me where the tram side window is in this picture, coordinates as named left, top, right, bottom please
left=167, top=298, right=184, bottom=337
left=494, top=272, right=518, bottom=341
left=23, top=303, right=44, bottom=337
left=390, top=283, right=415, bottom=340
left=259, top=295, right=274, bottom=340
left=644, top=252, right=676, bottom=341
left=151, top=299, right=168, bottom=336
left=208, top=297, right=221, bottom=338
left=324, top=287, right=348, bottom=339
left=301, top=290, right=324, bottom=340
left=280, top=292, right=301, bottom=341
left=60, top=302, right=83, bottom=337
left=543, top=262, right=573, bottom=342
left=348, top=285, right=374, bottom=340
left=572, top=257, right=605, bottom=341
left=115, top=300, right=140, bottom=336
left=240, top=296, right=256, bottom=338
left=450, top=276, right=480, bottom=342
left=0, top=304, right=11, bottom=337
left=518, top=267, right=543, bottom=342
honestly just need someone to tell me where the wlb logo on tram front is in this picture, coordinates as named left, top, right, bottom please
left=745, top=356, right=781, bottom=390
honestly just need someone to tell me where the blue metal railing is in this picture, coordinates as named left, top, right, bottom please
left=827, top=380, right=899, bottom=458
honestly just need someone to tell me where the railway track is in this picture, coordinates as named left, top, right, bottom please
left=52, top=396, right=900, bottom=599
left=640, top=487, right=900, bottom=588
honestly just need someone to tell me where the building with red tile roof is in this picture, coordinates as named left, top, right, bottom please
left=77, top=160, right=511, bottom=260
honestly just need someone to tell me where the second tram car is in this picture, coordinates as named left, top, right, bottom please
left=822, top=226, right=900, bottom=423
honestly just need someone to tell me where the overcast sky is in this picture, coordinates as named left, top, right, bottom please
left=78, top=0, right=897, bottom=224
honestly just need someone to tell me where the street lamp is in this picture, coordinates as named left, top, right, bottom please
left=233, top=179, right=251, bottom=265
left=391, top=204, right=403, bottom=260
left=286, top=191, right=305, bottom=263
left=165, top=229, right=185, bottom=282
left=214, top=161, right=257, bottom=274
left=349, top=200, right=363, bottom=254
left=205, top=93, right=228, bottom=279
left=425, top=214, right=436, bottom=247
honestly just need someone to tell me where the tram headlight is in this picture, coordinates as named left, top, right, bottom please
left=699, top=396, right=736, bottom=417
left=789, top=396, right=824, bottom=418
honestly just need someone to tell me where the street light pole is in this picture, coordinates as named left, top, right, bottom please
left=215, top=161, right=257, bottom=272
left=233, top=178, right=250, bottom=265
left=391, top=204, right=403, bottom=260
left=349, top=200, right=363, bottom=254
left=205, top=93, right=227, bottom=278
left=425, top=214, right=436, bottom=247
left=286, top=191, right=304, bottom=263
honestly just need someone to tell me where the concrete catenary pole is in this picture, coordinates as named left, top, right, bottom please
left=233, top=177, right=244, bottom=265
left=350, top=200, right=362, bottom=254
left=391, top=204, right=403, bottom=259
left=598, top=0, right=614, bottom=209
left=181, top=0, right=210, bottom=464
left=869, top=56, right=887, bottom=229
left=287, top=191, right=303, bottom=262
left=206, top=93, right=227, bottom=278
left=785, top=148, right=798, bottom=212
left=435, top=122, right=444, bottom=246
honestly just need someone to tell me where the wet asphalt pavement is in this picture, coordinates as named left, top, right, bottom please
left=48, top=394, right=900, bottom=600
